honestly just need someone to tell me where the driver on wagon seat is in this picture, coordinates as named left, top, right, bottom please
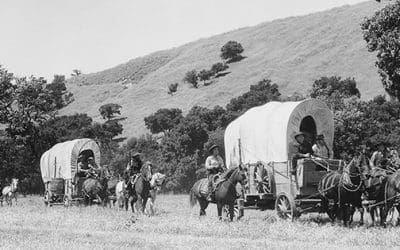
left=291, top=132, right=313, bottom=175
left=205, top=144, right=225, bottom=201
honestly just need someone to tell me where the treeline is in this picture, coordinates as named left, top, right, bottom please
left=2, top=65, right=400, bottom=194
left=128, top=76, right=400, bottom=193
left=0, top=66, right=124, bottom=193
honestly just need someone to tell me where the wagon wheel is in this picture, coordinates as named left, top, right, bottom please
left=275, top=193, right=298, bottom=221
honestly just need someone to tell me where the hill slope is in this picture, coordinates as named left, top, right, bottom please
left=63, top=1, right=385, bottom=137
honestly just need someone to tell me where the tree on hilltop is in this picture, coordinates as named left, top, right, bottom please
left=183, top=70, right=198, bottom=88
left=99, top=103, right=122, bottom=120
left=220, top=41, right=244, bottom=63
left=198, top=69, right=213, bottom=85
left=168, top=83, right=178, bottom=95
left=71, top=69, right=82, bottom=77
left=211, top=62, right=229, bottom=75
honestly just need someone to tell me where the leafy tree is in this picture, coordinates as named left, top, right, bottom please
left=71, top=69, right=82, bottom=77
left=0, top=69, right=59, bottom=180
left=39, top=113, right=93, bottom=143
left=2, top=76, right=56, bottom=146
left=144, top=108, right=183, bottom=134
left=198, top=69, right=213, bottom=84
left=361, top=1, right=400, bottom=100
left=168, top=83, right=178, bottom=95
left=186, top=105, right=229, bottom=131
left=203, top=127, right=225, bottom=160
left=211, top=62, right=229, bottom=75
left=310, top=76, right=360, bottom=111
left=99, top=103, right=122, bottom=120
left=226, top=79, right=281, bottom=115
left=46, top=75, right=73, bottom=109
left=220, top=41, right=244, bottom=62
left=0, top=66, right=15, bottom=123
left=183, top=70, right=198, bottom=88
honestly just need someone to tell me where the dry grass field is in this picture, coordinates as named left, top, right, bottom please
left=0, top=195, right=399, bottom=249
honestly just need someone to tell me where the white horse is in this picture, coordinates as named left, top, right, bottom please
left=145, top=173, right=166, bottom=216
left=115, top=180, right=127, bottom=209
left=1, top=178, right=19, bottom=206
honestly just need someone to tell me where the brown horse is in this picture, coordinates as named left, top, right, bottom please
left=189, top=165, right=247, bottom=221
left=379, top=169, right=400, bottom=227
left=319, top=154, right=365, bottom=226
left=125, top=162, right=152, bottom=213
left=363, top=168, right=388, bottom=226
left=82, top=167, right=110, bottom=206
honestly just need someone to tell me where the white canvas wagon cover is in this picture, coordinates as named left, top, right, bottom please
left=40, top=138, right=100, bottom=183
left=224, top=99, right=334, bottom=167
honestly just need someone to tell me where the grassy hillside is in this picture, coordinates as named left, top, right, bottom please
left=63, top=1, right=385, bottom=137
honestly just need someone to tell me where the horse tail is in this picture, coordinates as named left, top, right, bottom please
left=189, top=187, right=197, bottom=207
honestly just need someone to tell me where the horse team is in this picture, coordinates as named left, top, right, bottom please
left=319, top=151, right=400, bottom=227
left=3, top=151, right=400, bottom=226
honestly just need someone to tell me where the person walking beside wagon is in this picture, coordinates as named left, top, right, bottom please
left=205, top=144, right=225, bottom=201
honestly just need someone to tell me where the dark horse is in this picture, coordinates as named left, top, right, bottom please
left=125, top=163, right=152, bottom=213
left=82, top=167, right=110, bottom=206
left=318, top=154, right=366, bottom=226
left=189, top=165, right=247, bottom=221
left=362, top=167, right=388, bottom=226
left=378, top=169, right=400, bottom=226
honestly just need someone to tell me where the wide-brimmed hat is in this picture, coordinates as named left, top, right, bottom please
left=88, top=156, right=94, bottom=160
left=294, top=132, right=306, bottom=139
left=209, top=144, right=219, bottom=153
left=145, top=161, right=152, bottom=165
left=316, top=134, right=325, bottom=140
left=131, top=152, right=141, bottom=158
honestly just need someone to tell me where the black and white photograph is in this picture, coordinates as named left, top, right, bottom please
left=1, top=0, right=400, bottom=248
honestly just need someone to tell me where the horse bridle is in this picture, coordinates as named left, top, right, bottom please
left=224, top=166, right=247, bottom=186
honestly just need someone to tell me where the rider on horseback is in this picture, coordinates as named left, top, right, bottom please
left=370, top=144, right=388, bottom=170
left=123, top=152, right=143, bottom=186
left=205, top=144, right=225, bottom=201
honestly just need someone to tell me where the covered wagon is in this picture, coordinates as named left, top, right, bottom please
left=40, top=138, right=101, bottom=206
left=224, top=99, right=344, bottom=219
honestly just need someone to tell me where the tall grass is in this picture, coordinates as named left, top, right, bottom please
left=0, top=195, right=398, bottom=249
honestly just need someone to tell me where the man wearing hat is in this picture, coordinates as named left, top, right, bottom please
left=370, top=144, right=388, bottom=170
left=205, top=144, right=225, bottom=201
left=291, top=132, right=313, bottom=174
left=312, top=134, right=332, bottom=159
left=123, top=152, right=143, bottom=184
